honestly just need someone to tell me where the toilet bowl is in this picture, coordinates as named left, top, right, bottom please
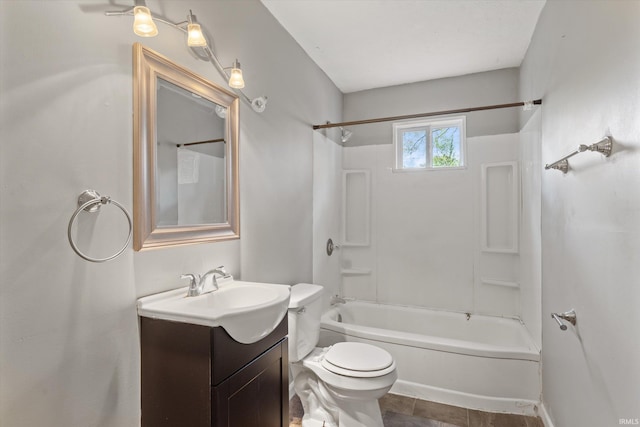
left=288, top=284, right=397, bottom=427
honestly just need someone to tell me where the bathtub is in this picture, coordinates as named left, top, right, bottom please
left=319, top=301, right=541, bottom=415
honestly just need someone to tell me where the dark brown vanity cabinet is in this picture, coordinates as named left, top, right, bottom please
left=140, top=316, right=289, bottom=427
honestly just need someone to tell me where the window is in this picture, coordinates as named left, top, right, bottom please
left=393, top=116, right=466, bottom=170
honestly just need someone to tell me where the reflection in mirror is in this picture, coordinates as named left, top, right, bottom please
left=133, top=43, right=239, bottom=251
left=156, top=78, right=227, bottom=226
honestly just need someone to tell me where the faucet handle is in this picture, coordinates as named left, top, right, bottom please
left=181, top=273, right=201, bottom=297
left=215, top=265, right=229, bottom=276
left=181, top=273, right=198, bottom=283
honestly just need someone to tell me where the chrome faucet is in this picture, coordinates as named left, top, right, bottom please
left=201, top=266, right=231, bottom=292
left=181, top=266, right=231, bottom=297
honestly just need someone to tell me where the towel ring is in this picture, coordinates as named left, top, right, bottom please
left=67, top=190, right=132, bottom=263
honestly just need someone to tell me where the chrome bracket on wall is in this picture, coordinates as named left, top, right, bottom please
left=551, top=309, right=577, bottom=331
left=545, top=136, right=613, bottom=173
left=547, top=159, right=569, bottom=173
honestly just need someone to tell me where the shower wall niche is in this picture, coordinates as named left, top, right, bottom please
left=342, top=170, right=370, bottom=247
left=481, top=161, right=519, bottom=253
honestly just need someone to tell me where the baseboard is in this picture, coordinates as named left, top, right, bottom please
left=538, top=401, right=555, bottom=427
left=390, top=380, right=539, bottom=417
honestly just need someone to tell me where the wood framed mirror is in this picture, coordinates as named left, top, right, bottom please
left=133, top=43, right=239, bottom=250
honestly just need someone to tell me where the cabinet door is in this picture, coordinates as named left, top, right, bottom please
left=141, top=318, right=212, bottom=427
left=213, top=339, right=289, bottom=427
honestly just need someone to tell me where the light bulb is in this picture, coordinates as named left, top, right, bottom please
left=133, top=6, right=158, bottom=37
left=187, top=23, right=207, bottom=47
left=228, top=60, right=245, bottom=89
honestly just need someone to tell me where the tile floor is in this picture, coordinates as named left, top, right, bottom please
left=289, top=393, right=544, bottom=427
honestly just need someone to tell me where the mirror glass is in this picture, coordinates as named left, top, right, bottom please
left=156, top=78, right=227, bottom=226
left=133, top=43, right=239, bottom=250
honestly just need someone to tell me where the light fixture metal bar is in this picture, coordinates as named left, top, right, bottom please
left=312, top=99, right=543, bottom=130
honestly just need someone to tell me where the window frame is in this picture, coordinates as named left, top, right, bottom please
left=393, top=116, right=467, bottom=172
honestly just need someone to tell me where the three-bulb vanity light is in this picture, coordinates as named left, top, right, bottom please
left=108, top=0, right=266, bottom=112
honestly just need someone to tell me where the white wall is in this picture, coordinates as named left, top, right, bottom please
left=520, top=1, right=640, bottom=426
left=0, top=1, right=341, bottom=426
left=343, top=68, right=520, bottom=147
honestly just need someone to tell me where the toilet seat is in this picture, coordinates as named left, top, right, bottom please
left=300, top=347, right=398, bottom=393
left=321, top=342, right=396, bottom=378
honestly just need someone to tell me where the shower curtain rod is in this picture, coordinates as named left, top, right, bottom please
left=177, top=138, right=225, bottom=147
left=312, top=99, right=542, bottom=130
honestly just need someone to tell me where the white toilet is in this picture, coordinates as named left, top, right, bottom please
left=288, top=284, right=397, bottom=427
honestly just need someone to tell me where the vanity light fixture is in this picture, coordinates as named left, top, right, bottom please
left=227, top=60, right=245, bottom=89
left=106, top=1, right=267, bottom=112
left=132, top=5, right=158, bottom=37
left=186, top=11, right=207, bottom=47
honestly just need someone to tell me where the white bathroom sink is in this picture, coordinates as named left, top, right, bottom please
left=137, top=280, right=291, bottom=344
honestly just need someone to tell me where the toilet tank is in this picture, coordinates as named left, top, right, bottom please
left=288, top=283, right=324, bottom=362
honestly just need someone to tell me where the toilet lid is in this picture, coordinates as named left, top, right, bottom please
left=321, top=342, right=395, bottom=378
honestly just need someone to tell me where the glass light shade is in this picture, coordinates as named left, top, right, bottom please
left=214, top=104, right=227, bottom=119
left=228, top=65, right=245, bottom=89
left=133, top=6, right=158, bottom=37
left=187, top=23, right=207, bottom=47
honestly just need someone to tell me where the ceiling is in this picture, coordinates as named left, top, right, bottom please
left=261, top=0, right=546, bottom=93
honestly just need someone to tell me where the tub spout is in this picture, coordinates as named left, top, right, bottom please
left=551, top=309, right=576, bottom=331
left=331, top=295, right=354, bottom=305
left=331, top=295, right=346, bottom=305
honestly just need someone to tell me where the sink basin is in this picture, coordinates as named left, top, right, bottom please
left=137, top=280, right=291, bottom=344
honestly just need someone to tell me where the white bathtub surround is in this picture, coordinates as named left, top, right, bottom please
left=319, top=301, right=540, bottom=416
left=338, top=133, right=533, bottom=321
